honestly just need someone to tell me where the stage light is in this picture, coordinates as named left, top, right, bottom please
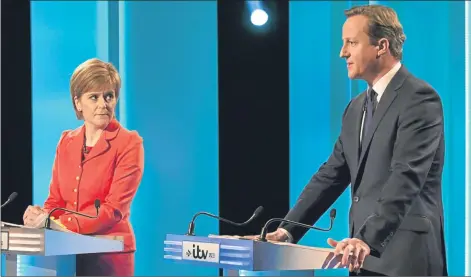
left=250, top=9, right=268, bottom=26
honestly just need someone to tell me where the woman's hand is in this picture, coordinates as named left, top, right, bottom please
left=23, top=205, right=46, bottom=227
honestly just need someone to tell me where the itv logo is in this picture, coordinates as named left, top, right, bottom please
left=182, top=241, right=219, bottom=263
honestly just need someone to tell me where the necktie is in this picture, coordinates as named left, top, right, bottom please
left=360, top=89, right=377, bottom=152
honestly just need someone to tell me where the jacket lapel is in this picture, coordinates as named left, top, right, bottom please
left=344, top=94, right=365, bottom=180
left=82, top=119, right=120, bottom=163
left=66, top=127, right=85, bottom=166
left=351, top=93, right=366, bottom=179
left=354, top=66, right=409, bottom=182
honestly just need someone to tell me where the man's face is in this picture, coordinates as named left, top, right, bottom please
left=340, top=15, right=380, bottom=80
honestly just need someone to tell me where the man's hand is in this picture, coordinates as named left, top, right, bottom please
left=327, top=238, right=370, bottom=272
left=243, top=228, right=289, bottom=242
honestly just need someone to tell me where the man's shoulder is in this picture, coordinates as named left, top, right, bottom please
left=396, top=70, right=444, bottom=118
left=400, top=70, right=439, bottom=97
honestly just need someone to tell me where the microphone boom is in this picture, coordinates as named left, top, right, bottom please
left=44, top=199, right=101, bottom=229
left=258, top=208, right=337, bottom=242
left=186, top=206, right=264, bottom=236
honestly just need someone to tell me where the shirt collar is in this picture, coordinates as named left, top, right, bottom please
left=368, top=61, right=402, bottom=102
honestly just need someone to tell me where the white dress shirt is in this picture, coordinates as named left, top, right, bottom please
left=360, top=62, right=402, bottom=142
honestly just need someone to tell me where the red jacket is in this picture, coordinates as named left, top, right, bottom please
left=43, top=119, right=144, bottom=252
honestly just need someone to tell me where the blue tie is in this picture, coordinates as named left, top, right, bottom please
left=361, top=88, right=377, bottom=152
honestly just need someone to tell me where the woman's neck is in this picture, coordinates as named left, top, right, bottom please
left=84, top=124, right=104, bottom=147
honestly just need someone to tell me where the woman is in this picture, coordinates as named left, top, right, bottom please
left=23, top=58, right=144, bottom=276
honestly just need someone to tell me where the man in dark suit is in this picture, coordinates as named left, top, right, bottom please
left=261, top=4, right=448, bottom=276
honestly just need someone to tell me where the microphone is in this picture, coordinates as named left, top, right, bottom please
left=258, top=208, right=337, bottom=242
left=186, top=206, right=264, bottom=236
left=44, top=199, right=101, bottom=229
left=1, top=192, right=18, bottom=208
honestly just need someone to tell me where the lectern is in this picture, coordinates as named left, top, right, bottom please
left=1, top=226, right=124, bottom=276
left=164, top=234, right=346, bottom=276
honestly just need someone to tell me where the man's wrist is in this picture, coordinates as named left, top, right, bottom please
left=278, top=227, right=294, bottom=243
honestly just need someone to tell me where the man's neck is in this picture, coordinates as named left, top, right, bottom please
left=367, top=58, right=399, bottom=87
left=84, top=123, right=104, bottom=147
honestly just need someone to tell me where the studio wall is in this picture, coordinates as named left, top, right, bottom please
left=30, top=1, right=218, bottom=276
left=27, top=0, right=470, bottom=276
left=31, top=1, right=100, bottom=205
left=121, top=2, right=219, bottom=275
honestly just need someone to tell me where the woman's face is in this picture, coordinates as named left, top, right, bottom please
left=75, top=88, right=117, bottom=130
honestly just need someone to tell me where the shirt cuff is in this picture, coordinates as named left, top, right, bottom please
left=278, top=227, right=294, bottom=243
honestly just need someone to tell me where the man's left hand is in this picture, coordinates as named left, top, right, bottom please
left=327, top=238, right=370, bottom=272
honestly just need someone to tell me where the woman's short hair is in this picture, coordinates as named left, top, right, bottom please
left=70, top=58, right=121, bottom=119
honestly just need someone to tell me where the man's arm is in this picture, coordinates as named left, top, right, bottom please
left=279, top=101, right=353, bottom=243
left=354, top=88, right=443, bottom=257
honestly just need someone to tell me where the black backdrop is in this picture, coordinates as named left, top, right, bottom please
left=217, top=0, right=290, bottom=236
left=1, top=0, right=33, bottom=224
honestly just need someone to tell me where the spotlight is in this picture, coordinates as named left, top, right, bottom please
left=250, top=9, right=268, bottom=26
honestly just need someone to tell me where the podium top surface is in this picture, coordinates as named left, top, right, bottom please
left=1, top=225, right=124, bottom=256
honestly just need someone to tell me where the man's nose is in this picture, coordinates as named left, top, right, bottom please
left=339, top=45, right=348, bottom=58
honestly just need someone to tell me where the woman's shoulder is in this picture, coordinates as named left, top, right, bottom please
left=115, top=124, right=143, bottom=147
left=55, top=126, right=82, bottom=146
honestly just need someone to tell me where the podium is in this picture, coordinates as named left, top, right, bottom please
left=164, top=234, right=346, bottom=276
left=1, top=226, right=124, bottom=276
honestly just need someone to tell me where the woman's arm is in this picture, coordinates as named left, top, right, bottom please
left=59, top=133, right=144, bottom=234
left=43, top=131, right=68, bottom=217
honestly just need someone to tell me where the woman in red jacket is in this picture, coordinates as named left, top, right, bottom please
left=23, top=58, right=144, bottom=276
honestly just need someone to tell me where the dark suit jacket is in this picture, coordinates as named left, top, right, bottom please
left=280, top=65, right=448, bottom=276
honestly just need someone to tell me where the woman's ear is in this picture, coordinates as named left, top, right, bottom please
left=74, top=96, right=82, bottom=112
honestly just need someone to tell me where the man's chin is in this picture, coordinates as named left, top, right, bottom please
left=347, top=71, right=359, bottom=79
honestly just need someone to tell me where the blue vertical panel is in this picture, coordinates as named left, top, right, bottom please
left=380, top=2, right=465, bottom=275
left=121, top=2, right=218, bottom=275
left=289, top=1, right=354, bottom=275
left=31, top=1, right=103, bottom=204
left=467, top=3, right=471, bottom=274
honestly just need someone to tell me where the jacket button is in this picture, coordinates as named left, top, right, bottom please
left=353, top=196, right=360, bottom=202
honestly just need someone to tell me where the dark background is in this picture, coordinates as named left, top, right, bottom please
left=1, top=0, right=33, bottom=223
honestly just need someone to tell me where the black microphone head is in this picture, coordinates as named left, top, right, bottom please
left=94, top=199, right=101, bottom=209
left=254, top=206, right=264, bottom=217
left=8, top=192, right=18, bottom=202
left=330, top=209, right=337, bottom=219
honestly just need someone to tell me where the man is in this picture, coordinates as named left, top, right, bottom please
left=259, top=4, right=447, bottom=276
